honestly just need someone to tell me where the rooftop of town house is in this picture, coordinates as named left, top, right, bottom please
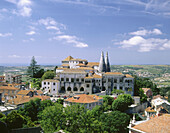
left=8, top=95, right=50, bottom=105
left=133, top=114, right=170, bottom=133
left=60, top=69, right=87, bottom=74
left=86, top=62, right=99, bottom=66
left=142, top=88, right=151, bottom=93
left=65, top=94, right=103, bottom=103
left=125, top=74, right=133, bottom=78
left=42, top=79, right=60, bottom=82
left=63, top=56, right=74, bottom=61
left=17, top=90, right=44, bottom=95
left=145, top=107, right=156, bottom=112
left=77, top=67, right=94, bottom=70
left=0, top=85, right=19, bottom=90
left=104, top=72, right=123, bottom=75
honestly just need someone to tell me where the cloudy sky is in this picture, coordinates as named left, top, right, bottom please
left=0, top=0, right=170, bottom=65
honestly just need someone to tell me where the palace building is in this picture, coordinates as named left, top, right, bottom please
left=42, top=52, right=134, bottom=96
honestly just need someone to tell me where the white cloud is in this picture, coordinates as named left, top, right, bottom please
left=5, top=0, right=17, bottom=4
left=19, top=6, right=32, bottom=17
left=0, top=33, right=12, bottom=37
left=46, top=26, right=59, bottom=31
left=38, top=17, right=66, bottom=29
left=30, top=38, right=34, bottom=41
left=117, top=35, right=170, bottom=52
left=0, top=8, right=9, bottom=12
left=6, top=0, right=32, bottom=17
left=26, top=31, right=36, bottom=35
left=130, top=28, right=162, bottom=36
left=8, top=54, right=21, bottom=58
left=52, top=35, right=88, bottom=48
left=17, top=0, right=32, bottom=6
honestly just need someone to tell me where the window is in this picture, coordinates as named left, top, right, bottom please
left=76, top=78, right=79, bottom=82
left=108, top=78, right=112, bottom=82
left=114, top=79, right=117, bottom=83
left=44, top=82, right=46, bottom=85
left=114, top=86, right=117, bottom=89
left=61, top=78, right=64, bottom=81
left=53, top=83, right=55, bottom=85
left=120, top=86, right=123, bottom=90
left=86, top=84, right=90, bottom=88
left=71, top=78, right=74, bottom=82
left=48, top=82, right=50, bottom=85
left=81, top=78, right=84, bottom=82
left=66, top=78, right=69, bottom=82
left=53, top=89, right=55, bottom=91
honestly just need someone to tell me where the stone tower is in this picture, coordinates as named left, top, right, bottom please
left=105, top=52, right=111, bottom=72
left=98, top=51, right=106, bottom=72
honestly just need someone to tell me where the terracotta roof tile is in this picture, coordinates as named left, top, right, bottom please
left=0, top=85, right=19, bottom=90
left=104, top=72, right=123, bottom=75
left=125, top=74, right=133, bottom=78
left=65, top=94, right=103, bottom=103
left=142, top=88, right=151, bottom=93
left=133, top=114, right=170, bottom=133
left=63, top=56, right=74, bottom=61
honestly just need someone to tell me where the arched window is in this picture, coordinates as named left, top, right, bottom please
left=80, top=87, right=84, bottom=91
left=67, top=87, right=71, bottom=91
left=102, top=87, right=106, bottom=91
left=73, top=87, right=78, bottom=91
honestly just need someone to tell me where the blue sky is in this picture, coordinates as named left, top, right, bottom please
left=0, top=0, right=170, bottom=65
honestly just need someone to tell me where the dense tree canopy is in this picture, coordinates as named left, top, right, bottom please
left=138, top=88, right=147, bottom=103
left=134, top=75, right=159, bottom=96
left=112, top=94, right=133, bottom=112
left=41, top=70, right=55, bottom=80
left=6, top=111, right=25, bottom=129
left=100, top=95, right=114, bottom=111
left=100, top=111, right=130, bottom=133
left=18, top=98, right=54, bottom=122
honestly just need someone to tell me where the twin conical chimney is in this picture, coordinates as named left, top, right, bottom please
left=105, top=52, right=111, bottom=72
left=98, top=51, right=110, bottom=72
left=98, top=51, right=106, bottom=72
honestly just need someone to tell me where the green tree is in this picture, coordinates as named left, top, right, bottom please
left=27, top=56, right=40, bottom=78
left=139, top=88, right=147, bottom=103
left=100, top=111, right=130, bottom=133
left=30, top=78, right=41, bottom=90
left=0, top=113, right=6, bottom=123
left=134, top=75, right=159, bottom=96
left=112, top=89, right=124, bottom=95
left=41, top=71, right=55, bottom=80
left=18, top=98, right=41, bottom=122
left=34, top=69, right=45, bottom=78
left=100, top=95, right=114, bottom=111
left=6, top=110, right=25, bottom=129
left=112, top=94, right=133, bottom=112
left=39, top=103, right=65, bottom=133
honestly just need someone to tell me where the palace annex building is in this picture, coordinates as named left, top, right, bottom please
left=41, top=52, right=134, bottom=96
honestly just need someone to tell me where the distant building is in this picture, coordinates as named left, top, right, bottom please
left=151, top=97, right=170, bottom=113
left=0, top=84, right=19, bottom=101
left=4, top=73, right=22, bottom=84
left=42, top=52, right=134, bottom=96
left=0, top=76, right=5, bottom=82
left=142, top=88, right=152, bottom=98
left=64, top=94, right=103, bottom=110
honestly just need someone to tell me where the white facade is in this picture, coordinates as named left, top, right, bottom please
left=41, top=79, right=60, bottom=95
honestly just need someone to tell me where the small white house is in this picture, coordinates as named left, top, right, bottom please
left=41, top=79, right=60, bottom=96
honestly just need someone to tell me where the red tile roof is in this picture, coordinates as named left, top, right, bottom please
left=65, top=94, right=103, bottom=103
left=133, top=114, right=170, bottom=133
